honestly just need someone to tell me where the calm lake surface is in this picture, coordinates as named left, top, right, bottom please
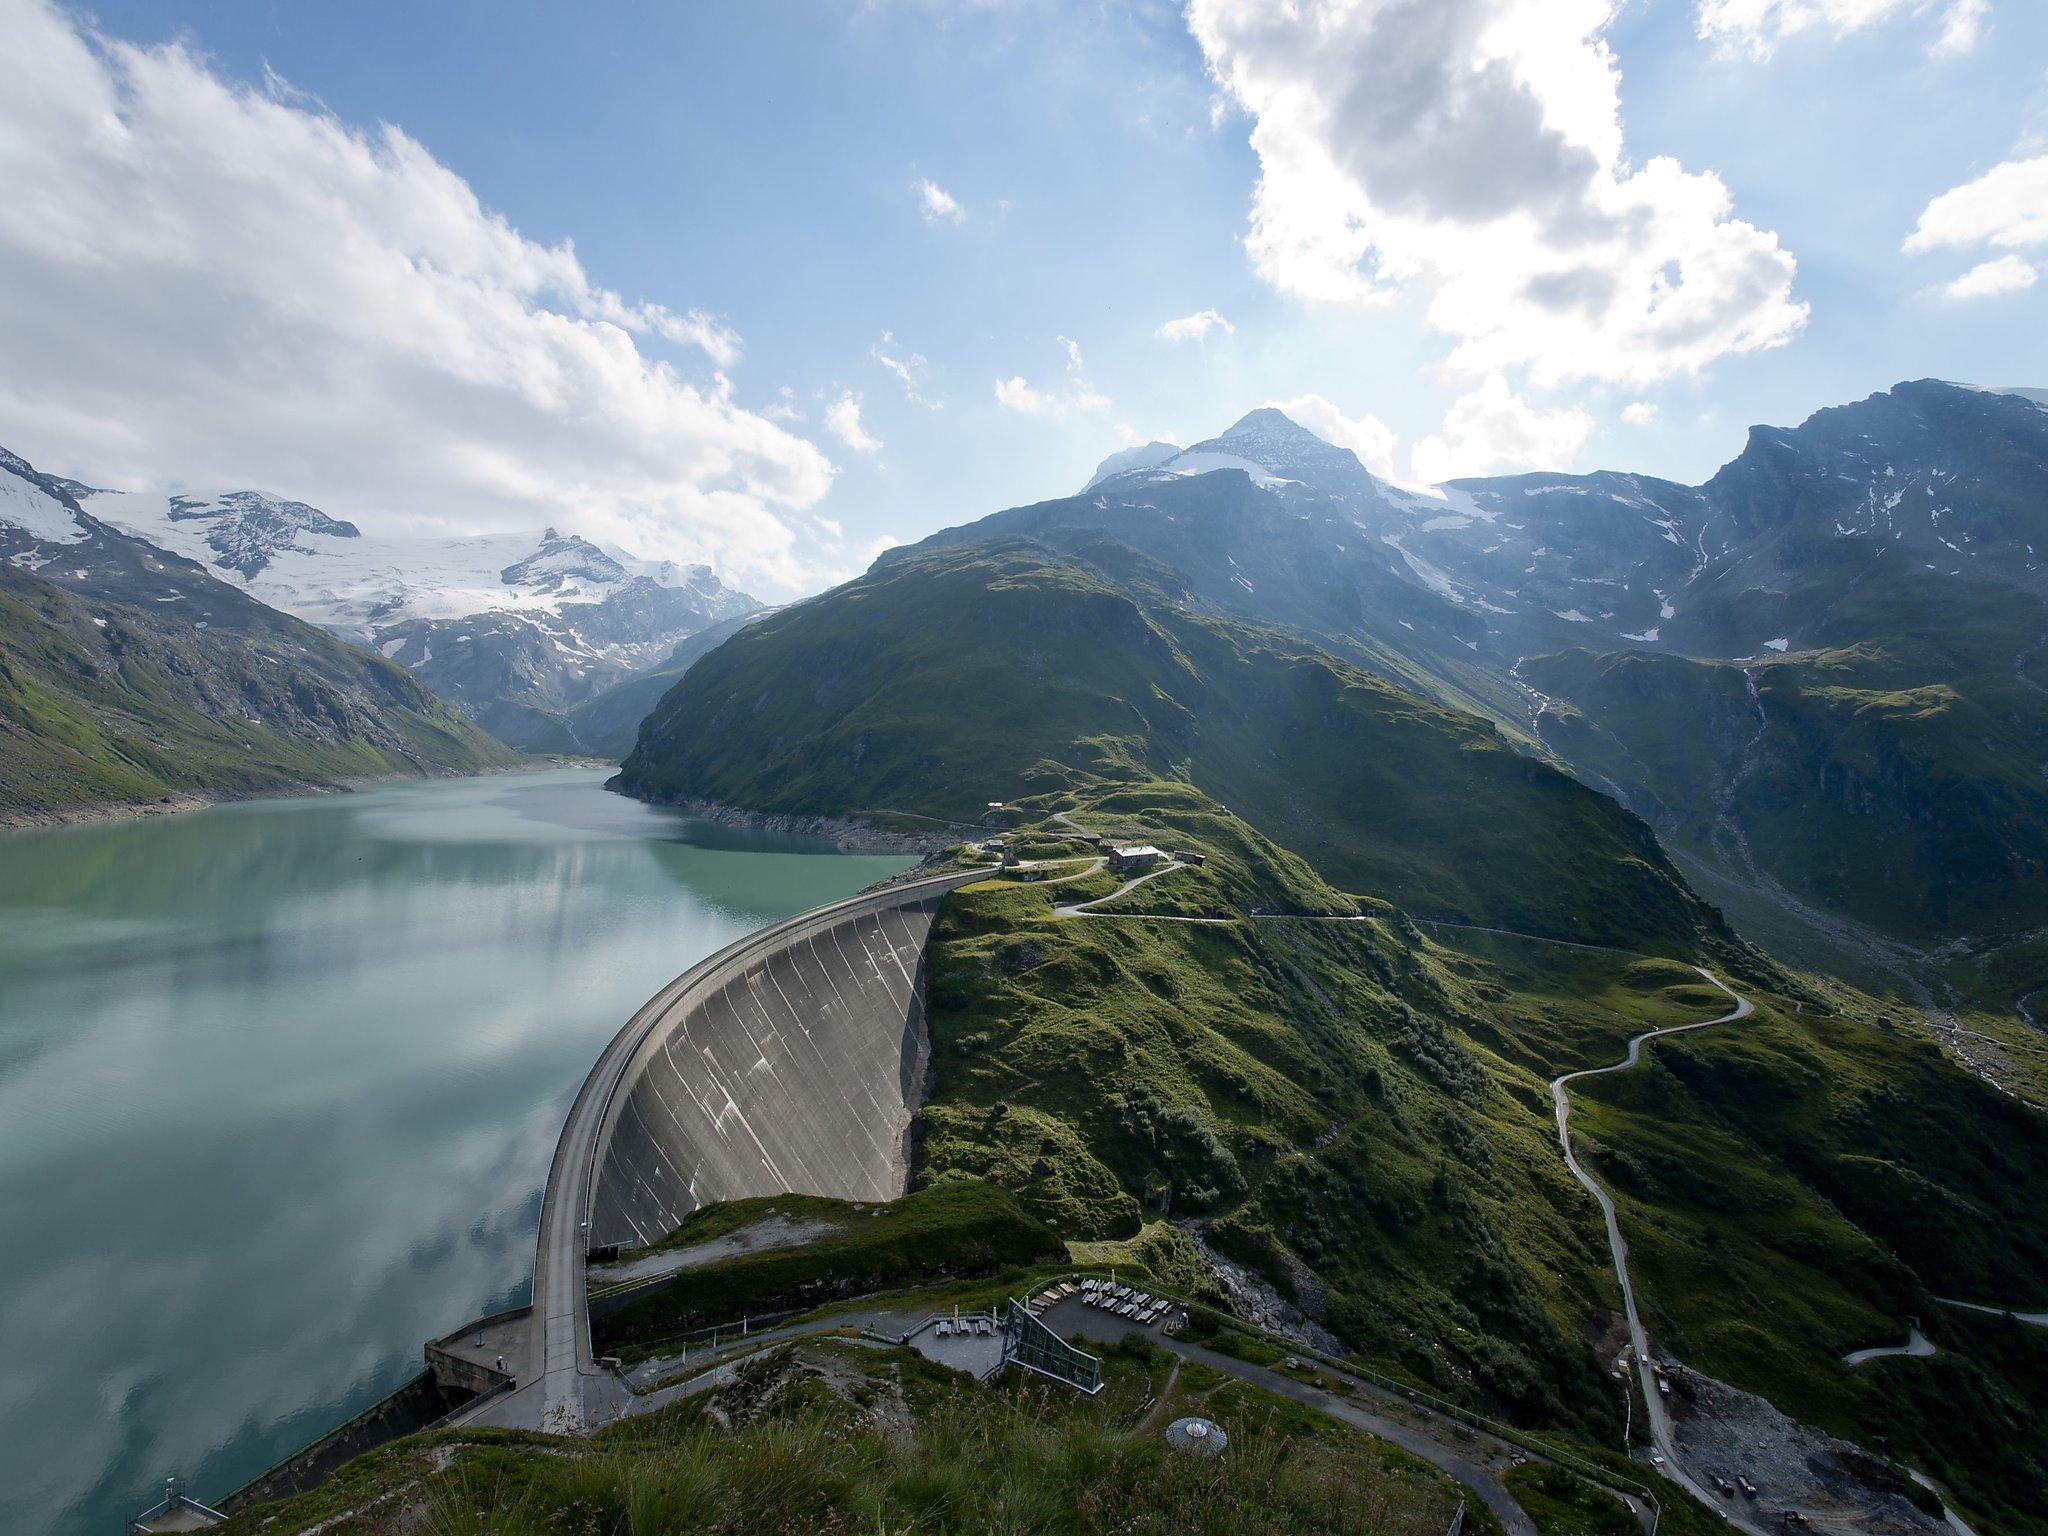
left=0, top=769, right=912, bottom=1536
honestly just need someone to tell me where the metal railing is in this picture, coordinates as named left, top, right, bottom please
left=128, top=1477, right=226, bottom=1532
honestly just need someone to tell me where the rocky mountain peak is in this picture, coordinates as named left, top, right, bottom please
left=164, top=491, right=361, bottom=578
left=1176, top=407, right=1380, bottom=496
left=1081, top=440, right=1179, bottom=492
left=1218, top=405, right=1316, bottom=442
left=499, top=530, right=628, bottom=592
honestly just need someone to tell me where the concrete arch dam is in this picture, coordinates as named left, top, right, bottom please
left=586, top=868, right=976, bottom=1249
left=483, top=865, right=984, bottom=1432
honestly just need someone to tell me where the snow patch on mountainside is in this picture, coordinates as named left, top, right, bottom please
left=1157, top=450, right=1299, bottom=490
left=0, top=470, right=88, bottom=548
left=1955, top=383, right=2048, bottom=410
left=91, top=490, right=753, bottom=648
left=1083, top=440, right=1179, bottom=491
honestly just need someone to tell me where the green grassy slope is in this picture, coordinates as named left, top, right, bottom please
left=1526, top=568, right=2048, bottom=942
left=0, top=561, right=514, bottom=819
left=218, top=1336, right=1485, bottom=1536
left=566, top=610, right=763, bottom=759
left=912, top=793, right=1727, bottom=1435
left=593, top=1181, right=1063, bottom=1354
left=618, top=540, right=1721, bottom=951
left=907, top=788, right=2048, bottom=1530
left=1568, top=971, right=2048, bottom=1532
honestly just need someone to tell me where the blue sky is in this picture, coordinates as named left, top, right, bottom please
left=3, top=0, right=2044, bottom=597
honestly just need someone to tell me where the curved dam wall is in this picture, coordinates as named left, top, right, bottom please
left=585, top=872, right=975, bottom=1250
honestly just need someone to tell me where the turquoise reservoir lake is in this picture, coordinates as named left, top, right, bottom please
left=0, top=769, right=912, bottom=1536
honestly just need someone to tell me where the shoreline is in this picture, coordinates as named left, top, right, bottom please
left=0, top=757, right=609, bottom=835
left=601, top=779, right=970, bottom=855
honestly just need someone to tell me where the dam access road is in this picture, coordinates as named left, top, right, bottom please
left=456, top=865, right=984, bottom=1434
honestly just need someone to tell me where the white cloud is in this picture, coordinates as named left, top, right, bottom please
left=994, top=376, right=1050, bottom=413
left=1906, top=156, right=2048, bottom=254
left=1157, top=308, right=1236, bottom=341
left=825, top=392, right=881, bottom=453
left=914, top=177, right=966, bottom=225
left=995, top=337, right=1112, bottom=417
left=871, top=331, right=936, bottom=406
left=1185, top=0, right=1808, bottom=387
left=0, top=0, right=835, bottom=595
left=1622, top=400, right=1660, bottom=425
left=1942, top=254, right=2039, bottom=299
left=1697, top=0, right=1987, bottom=59
left=1409, top=375, right=1595, bottom=484
left=1264, top=393, right=1399, bottom=478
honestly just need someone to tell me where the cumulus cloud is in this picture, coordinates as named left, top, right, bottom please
left=1409, top=375, right=1595, bottom=484
left=1906, top=155, right=2048, bottom=254
left=914, top=177, right=966, bottom=224
left=1185, top=0, right=1808, bottom=387
left=995, top=336, right=1111, bottom=417
left=1941, top=255, right=2039, bottom=299
left=1264, top=393, right=1399, bottom=479
left=825, top=392, right=881, bottom=453
left=1906, top=155, right=2048, bottom=297
left=1697, top=0, right=1987, bottom=59
left=1157, top=308, right=1236, bottom=341
left=1622, top=400, right=1660, bottom=425
left=0, top=0, right=836, bottom=594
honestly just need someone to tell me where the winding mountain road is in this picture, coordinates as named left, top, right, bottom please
left=1844, top=1328, right=1936, bottom=1367
left=1550, top=967, right=1758, bottom=1527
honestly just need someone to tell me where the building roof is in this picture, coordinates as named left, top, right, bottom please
left=1112, top=845, right=1165, bottom=859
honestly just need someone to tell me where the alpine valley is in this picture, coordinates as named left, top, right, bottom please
left=631, top=380, right=2048, bottom=1045
left=10, top=381, right=2048, bottom=1536
left=598, top=378, right=2048, bottom=1534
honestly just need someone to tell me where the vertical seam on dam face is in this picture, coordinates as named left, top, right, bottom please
left=585, top=886, right=953, bottom=1250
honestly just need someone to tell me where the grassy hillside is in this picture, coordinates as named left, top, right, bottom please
left=593, top=1181, right=1063, bottom=1355
left=216, top=1336, right=1486, bottom=1536
left=1525, top=578, right=2048, bottom=942
left=0, top=560, right=514, bottom=821
left=567, top=611, right=763, bottom=758
left=906, top=786, right=2048, bottom=1530
left=618, top=540, right=1721, bottom=951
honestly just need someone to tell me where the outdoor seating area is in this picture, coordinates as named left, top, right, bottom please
left=905, top=1309, right=1005, bottom=1380
left=1028, top=1277, right=1176, bottom=1330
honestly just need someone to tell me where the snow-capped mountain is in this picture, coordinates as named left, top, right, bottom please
left=0, top=448, right=511, bottom=821
left=70, top=483, right=762, bottom=748
left=1079, top=383, right=2048, bottom=668
left=1085, top=409, right=1380, bottom=498
left=1049, top=381, right=2048, bottom=948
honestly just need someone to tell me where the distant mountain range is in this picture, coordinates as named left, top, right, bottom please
left=617, top=379, right=2048, bottom=975
left=605, top=387, right=2048, bottom=1534
left=0, top=449, right=513, bottom=823
left=12, top=378, right=2047, bottom=969
left=82, top=487, right=763, bottom=749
